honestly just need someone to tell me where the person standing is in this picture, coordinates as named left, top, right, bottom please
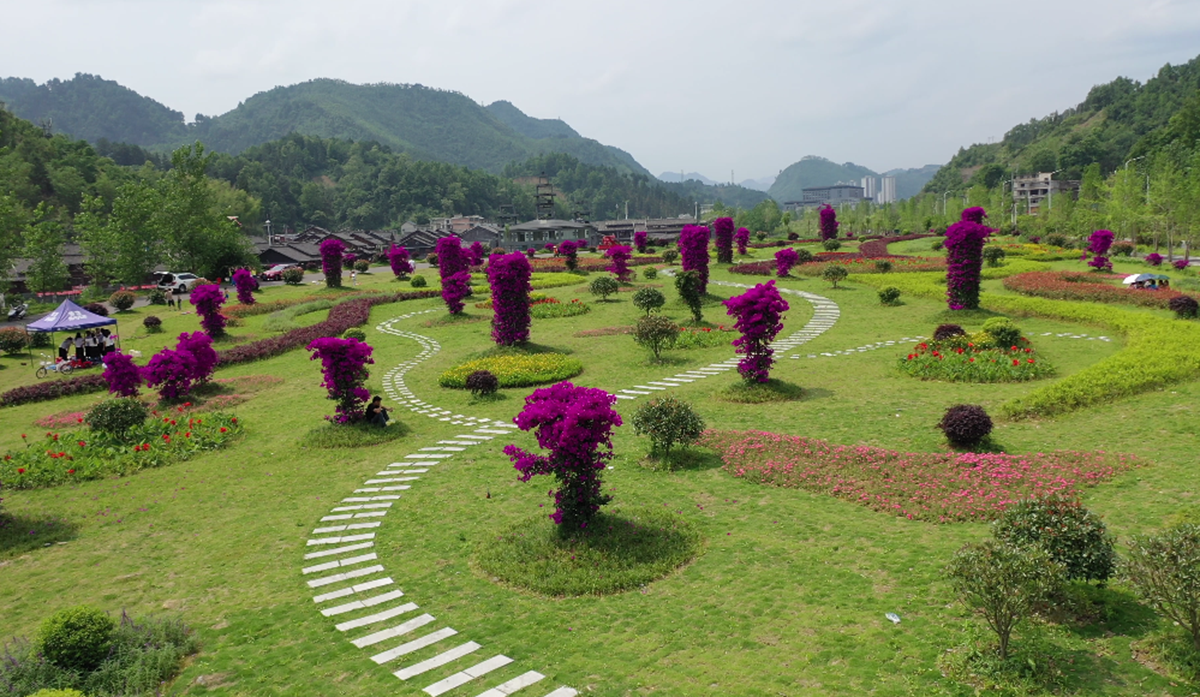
left=72, top=332, right=84, bottom=362
left=58, top=335, right=72, bottom=362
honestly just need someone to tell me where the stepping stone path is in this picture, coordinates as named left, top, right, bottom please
left=299, top=306, right=578, bottom=697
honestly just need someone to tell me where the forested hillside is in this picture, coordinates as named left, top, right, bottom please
left=768, top=157, right=938, bottom=202
left=924, top=55, right=1200, bottom=192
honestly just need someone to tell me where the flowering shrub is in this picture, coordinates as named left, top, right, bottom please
left=525, top=248, right=536, bottom=259
left=1174, top=259, right=1191, bottom=271
left=1145, top=252, right=1164, bottom=266
left=775, top=247, right=800, bottom=277
left=436, top=237, right=471, bottom=314
left=504, top=382, right=622, bottom=530
left=282, top=266, right=305, bottom=285
left=307, top=336, right=374, bottom=423
left=176, top=332, right=217, bottom=384
left=1087, top=229, right=1114, bottom=256
left=387, top=244, right=413, bottom=278
left=439, top=352, right=582, bottom=388
left=232, top=268, right=256, bottom=305
left=678, top=225, right=710, bottom=294
left=320, top=238, right=346, bottom=288
left=818, top=204, right=839, bottom=240
left=724, top=281, right=789, bottom=383
left=898, top=337, right=1053, bottom=383
left=141, top=349, right=198, bottom=400
left=101, top=352, right=141, bottom=397
left=467, top=241, right=485, bottom=266
left=488, top=252, right=533, bottom=346
left=938, top=404, right=993, bottom=447
left=188, top=284, right=226, bottom=337
left=944, top=207, right=993, bottom=310
left=701, top=429, right=1136, bottom=523
left=605, top=244, right=633, bottom=282
left=634, top=230, right=648, bottom=253
left=735, top=227, right=750, bottom=255
left=1002, top=271, right=1200, bottom=310
left=713, top=216, right=734, bottom=264
left=558, top=239, right=579, bottom=271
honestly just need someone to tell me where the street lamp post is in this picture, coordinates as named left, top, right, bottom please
left=1046, top=170, right=1063, bottom=211
left=264, top=219, right=273, bottom=246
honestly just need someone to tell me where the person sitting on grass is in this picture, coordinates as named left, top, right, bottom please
left=367, top=396, right=391, bottom=427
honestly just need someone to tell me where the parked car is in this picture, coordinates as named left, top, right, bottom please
left=155, top=272, right=201, bottom=294
left=258, top=264, right=297, bottom=282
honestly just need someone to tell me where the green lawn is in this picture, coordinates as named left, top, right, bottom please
left=1, top=255, right=1198, bottom=696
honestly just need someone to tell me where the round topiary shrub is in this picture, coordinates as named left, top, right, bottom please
left=933, top=323, right=966, bottom=342
left=1168, top=295, right=1199, bottom=319
left=410, top=275, right=428, bottom=288
left=931, top=240, right=944, bottom=251
left=821, top=265, right=848, bottom=288
left=992, top=494, right=1116, bottom=584
left=874, top=259, right=893, bottom=273
left=982, top=317, right=1022, bottom=348
left=426, top=253, right=438, bottom=267
left=465, top=369, right=499, bottom=397
left=84, top=397, right=149, bottom=440
left=83, top=302, right=108, bottom=317
left=982, top=245, right=1007, bottom=267
left=1045, top=233, right=1068, bottom=248
left=661, top=249, right=679, bottom=265
left=108, top=290, right=136, bottom=312
left=38, top=605, right=116, bottom=672
left=143, top=315, right=163, bottom=333
left=878, top=286, right=901, bottom=306
left=342, top=328, right=367, bottom=341
left=822, top=239, right=841, bottom=252
left=632, top=287, right=666, bottom=315
left=631, top=396, right=705, bottom=463
left=634, top=313, right=679, bottom=359
left=938, top=404, right=993, bottom=448
left=354, top=259, right=370, bottom=272
left=146, top=288, right=168, bottom=305
left=281, top=266, right=305, bottom=285
left=793, top=248, right=814, bottom=265
left=787, top=231, right=800, bottom=241
left=643, top=267, right=658, bottom=279
left=0, top=326, right=28, bottom=355
left=589, top=276, right=619, bottom=300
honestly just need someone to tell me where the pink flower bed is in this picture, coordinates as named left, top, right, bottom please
left=700, top=430, right=1136, bottom=523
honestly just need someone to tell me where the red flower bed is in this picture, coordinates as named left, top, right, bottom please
left=858, top=233, right=935, bottom=258
left=1003, top=271, right=1200, bottom=309
left=701, top=430, right=1136, bottom=523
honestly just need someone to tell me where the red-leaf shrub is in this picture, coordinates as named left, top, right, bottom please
left=1169, top=295, right=1199, bottom=319
left=944, top=207, right=993, bottom=310
left=504, top=382, right=622, bottom=530
left=678, top=225, right=710, bottom=294
left=387, top=244, right=413, bottom=278
left=188, top=284, right=226, bottom=337
left=605, top=244, right=633, bottom=282
left=775, top=247, right=800, bottom=277
left=713, top=217, right=734, bottom=264
left=634, top=230, right=648, bottom=254
left=308, top=336, right=374, bottom=423
left=0, top=375, right=108, bottom=408
left=819, top=204, right=839, bottom=240
left=735, top=227, right=750, bottom=255
left=934, top=324, right=966, bottom=341
left=488, top=252, right=533, bottom=345
left=724, top=280, right=789, bottom=383
left=1002, top=271, right=1200, bottom=309
left=320, top=238, right=346, bottom=288
left=233, top=268, right=256, bottom=305
left=436, top=237, right=471, bottom=314
left=939, top=404, right=993, bottom=447
left=102, top=351, right=141, bottom=397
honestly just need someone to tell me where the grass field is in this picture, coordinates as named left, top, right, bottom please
left=2, top=250, right=1198, bottom=696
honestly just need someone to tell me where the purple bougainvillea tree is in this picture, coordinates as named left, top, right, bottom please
left=320, top=238, right=346, bottom=288
left=735, top=227, right=750, bottom=255
left=435, top=237, right=471, bottom=314
left=188, top=284, right=226, bottom=337
left=634, top=230, right=648, bottom=254
left=232, top=268, right=256, bottom=305
left=944, top=206, right=994, bottom=310
left=558, top=239, right=579, bottom=271
left=387, top=244, right=413, bottom=278
left=176, top=332, right=218, bottom=384
left=1086, top=229, right=1115, bottom=271
left=775, top=247, right=800, bottom=277
left=503, top=382, right=622, bottom=531
left=468, top=241, right=485, bottom=266
left=307, top=336, right=374, bottom=423
left=678, top=224, right=711, bottom=294
left=142, top=348, right=198, bottom=401
left=724, top=280, right=789, bottom=383
left=713, top=217, right=735, bottom=264
left=525, top=247, right=536, bottom=259
left=1146, top=252, right=1164, bottom=267
left=605, top=244, right=633, bottom=282
left=819, top=204, right=839, bottom=241
left=488, top=251, right=533, bottom=346
left=102, top=351, right=141, bottom=397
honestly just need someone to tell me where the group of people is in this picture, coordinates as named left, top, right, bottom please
left=57, top=329, right=115, bottom=364
left=1130, top=279, right=1170, bottom=290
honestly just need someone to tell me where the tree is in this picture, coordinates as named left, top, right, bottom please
left=634, top=313, right=678, bottom=360
left=160, top=143, right=254, bottom=278
left=631, top=396, right=705, bottom=463
left=724, top=281, right=789, bottom=383
left=488, top=252, right=532, bottom=346
left=674, top=269, right=704, bottom=322
left=589, top=276, right=619, bottom=301
left=631, top=287, right=665, bottom=315
left=1123, top=524, right=1200, bottom=651
left=22, top=203, right=69, bottom=292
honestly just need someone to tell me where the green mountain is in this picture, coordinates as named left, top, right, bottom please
left=768, top=157, right=876, bottom=202
left=883, top=164, right=943, bottom=200
left=0, top=75, right=651, bottom=176
left=923, top=54, right=1200, bottom=193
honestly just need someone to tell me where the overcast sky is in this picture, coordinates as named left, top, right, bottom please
left=7, top=0, right=1200, bottom=180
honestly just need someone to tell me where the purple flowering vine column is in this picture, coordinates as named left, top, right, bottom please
left=102, top=352, right=141, bottom=397
left=232, top=268, right=256, bottom=305
left=435, top=237, right=471, bottom=314
left=488, top=251, right=533, bottom=346
left=678, top=224, right=711, bottom=294
left=307, top=336, right=375, bottom=423
left=188, top=284, right=226, bottom=337
left=735, top=227, right=750, bottom=255
left=503, top=382, right=622, bottom=531
left=468, top=241, right=485, bottom=266
left=605, top=244, right=633, bottom=282
left=819, top=205, right=839, bottom=241
left=142, top=349, right=198, bottom=401
left=775, top=247, right=800, bottom=277
left=1087, top=229, right=1115, bottom=272
left=320, top=238, right=346, bottom=288
left=724, top=281, right=789, bottom=383
left=387, top=244, right=413, bottom=278
left=558, top=239, right=579, bottom=271
left=944, top=206, right=994, bottom=310
left=176, top=332, right=218, bottom=384
left=634, top=230, right=648, bottom=253
left=713, top=216, right=735, bottom=264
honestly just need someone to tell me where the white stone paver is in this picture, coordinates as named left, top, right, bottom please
left=352, top=612, right=435, bottom=648
left=425, top=655, right=515, bottom=696
left=395, top=641, right=482, bottom=680
left=474, top=671, right=546, bottom=697
left=372, top=627, right=459, bottom=665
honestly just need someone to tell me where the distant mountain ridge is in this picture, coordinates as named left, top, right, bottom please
left=768, top=156, right=938, bottom=202
left=0, top=74, right=650, bottom=176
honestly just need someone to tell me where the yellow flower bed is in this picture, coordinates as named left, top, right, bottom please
left=438, top=352, right=583, bottom=388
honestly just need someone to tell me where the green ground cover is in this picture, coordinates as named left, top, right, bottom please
left=1, top=258, right=1198, bottom=695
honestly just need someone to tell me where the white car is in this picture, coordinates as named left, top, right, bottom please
left=156, top=272, right=201, bottom=294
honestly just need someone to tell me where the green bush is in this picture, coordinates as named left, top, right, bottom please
left=1111, top=241, right=1136, bottom=256
left=145, top=288, right=168, bottom=305
left=589, top=276, right=619, bottom=301
left=982, top=246, right=1007, bottom=267
left=353, top=259, right=370, bottom=272
left=821, top=265, right=848, bottom=288
left=981, top=317, right=1022, bottom=348
left=342, top=328, right=366, bottom=341
left=38, top=606, right=116, bottom=672
left=142, top=315, right=162, bottom=333
left=1045, top=234, right=1068, bottom=248
left=29, top=331, right=51, bottom=349
left=632, top=287, right=666, bottom=315
left=410, top=275, right=428, bottom=288
left=439, top=352, right=582, bottom=388
left=822, top=239, right=841, bottom=252
left=84, top=398, right=149, bottom=441
left=634, top=313, right=679, bottom=360
left=108, top=290, right=136, bottom=312
left=642, top=267, right=658, bottom=279
left=993, top=495, right=1116, bottom=583
left=794, top=248, right=814, bottom=265
left=1123, top=523, right=1200, bottom=651
left=674, top=270, right=704, bottom=322
left=631, top=396, right=705, bottom=462
left=281, top=267, right=305, bottom=285
left=426, top=253, right=438, bottom=267
left=874, top=259, right=893, bottom=273
left=877, top=286, right=901, bottom=306
left=530, top=299, right=590, bottom=318
left=931, top=240, right=944, bottom=251
left=660, top=249, right=679, bottom=264
left=0, top=326, right=28, bottom=354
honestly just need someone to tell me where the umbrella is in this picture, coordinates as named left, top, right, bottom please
left=1123, top=273, right=1155, bottom=285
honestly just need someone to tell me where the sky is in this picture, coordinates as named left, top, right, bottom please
left=6, top=0, right=1200, bottom=182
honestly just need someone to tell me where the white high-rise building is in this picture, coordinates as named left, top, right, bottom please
left=860, top=177, right=877, bottom=201
left=879, top=176, right=897, bottom=204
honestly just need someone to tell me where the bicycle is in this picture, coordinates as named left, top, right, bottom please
left=35, top=353, right=74, bottom=379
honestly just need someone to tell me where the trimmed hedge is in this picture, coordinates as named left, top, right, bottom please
left=439, top=352, right=582, bottom=388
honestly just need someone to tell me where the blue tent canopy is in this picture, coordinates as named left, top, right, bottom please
left=25, top=299, right=117, bottom=332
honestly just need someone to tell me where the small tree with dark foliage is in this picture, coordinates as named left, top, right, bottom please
left=939, top=404, right=993, bottom=448
left=465, top=370, right=499, bottom=397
